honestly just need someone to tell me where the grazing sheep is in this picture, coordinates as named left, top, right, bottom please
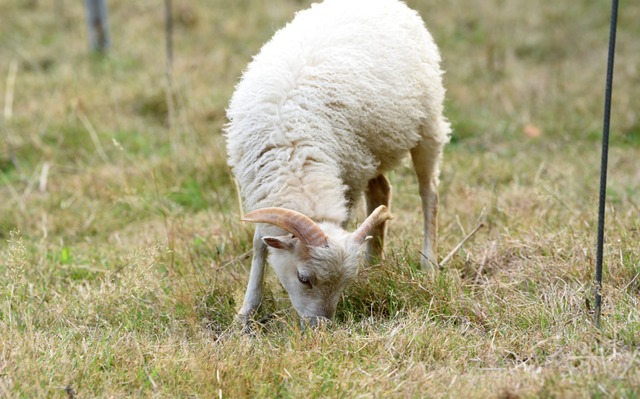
left=225, top=0, right=450, bottom=325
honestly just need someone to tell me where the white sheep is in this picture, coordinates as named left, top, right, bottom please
left=225, top=0, right=450, bottom=325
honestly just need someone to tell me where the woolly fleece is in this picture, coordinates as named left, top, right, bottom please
left=225, top=0, right=450, bottom=224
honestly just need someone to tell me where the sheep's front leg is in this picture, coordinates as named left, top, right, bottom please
left=411, top=138, right=442, bottom=273
left=364, top=174, right=391, bottom=264
left=238, top=229, right=268, bottom=324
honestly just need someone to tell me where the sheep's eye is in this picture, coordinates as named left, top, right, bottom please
left=297, top=270, right=313, bottom=288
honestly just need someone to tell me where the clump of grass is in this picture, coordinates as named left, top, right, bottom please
left=3, top=230, right=26, bottom=288
left=197, top=286, right=237, bottom=338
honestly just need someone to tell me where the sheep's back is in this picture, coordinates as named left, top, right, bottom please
left=225, top=0, right=449, bottom=210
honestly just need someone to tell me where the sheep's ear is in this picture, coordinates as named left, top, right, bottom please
left=262, top=235, right=298, bottom=250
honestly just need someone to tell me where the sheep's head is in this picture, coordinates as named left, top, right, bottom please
left=242, top=205, right=391, bottom=325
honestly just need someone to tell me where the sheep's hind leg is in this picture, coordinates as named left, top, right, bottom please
left=364, top=174, right=391, bottom=264
left=410, top=137, right=443, bottom=273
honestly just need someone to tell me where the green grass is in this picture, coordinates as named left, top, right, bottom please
left=1, top=0, right=639, bottom=397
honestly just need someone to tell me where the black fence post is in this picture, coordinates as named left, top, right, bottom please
left=594, top=0, right=619, bottom=328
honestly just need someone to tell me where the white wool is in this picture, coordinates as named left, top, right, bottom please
left=225, top=0, right=451, bottom=225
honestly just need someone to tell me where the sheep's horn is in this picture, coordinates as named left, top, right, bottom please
left=351, top=205, right=392, bottom=245
left=242, top=207, right=328, bottom=248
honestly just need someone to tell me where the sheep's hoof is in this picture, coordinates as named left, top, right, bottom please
left=236, top=313, right=278, bottom=335
left=235, top=314, right=257, bottom=335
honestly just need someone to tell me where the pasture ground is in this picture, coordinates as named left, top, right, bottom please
left=1, top=0, right=639, bottom=397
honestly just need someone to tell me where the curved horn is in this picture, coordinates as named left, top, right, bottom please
left=352, top=205, right=393, bottom=245
left=242, top=207, right=328, bottom=248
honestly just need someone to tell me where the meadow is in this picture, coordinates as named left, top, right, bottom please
left=1, top=0, right=639, bottom=397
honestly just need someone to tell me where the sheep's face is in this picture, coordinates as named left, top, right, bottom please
left=263, top=225, right=361, bottom=322
left=243, top=205, right=391, bottom=324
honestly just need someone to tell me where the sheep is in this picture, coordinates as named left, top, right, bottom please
left=224, top=0, right=450, bottom=325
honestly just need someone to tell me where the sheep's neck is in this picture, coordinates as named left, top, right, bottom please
left=272, top=167, right=348, bottom=225
left=250, top=146, right=349, bottom=225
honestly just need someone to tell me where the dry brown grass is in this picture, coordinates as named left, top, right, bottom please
left=1, top=0, right=639, bottom=397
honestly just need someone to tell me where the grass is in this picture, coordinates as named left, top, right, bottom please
left=1, top=0, right=639, bottom=397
